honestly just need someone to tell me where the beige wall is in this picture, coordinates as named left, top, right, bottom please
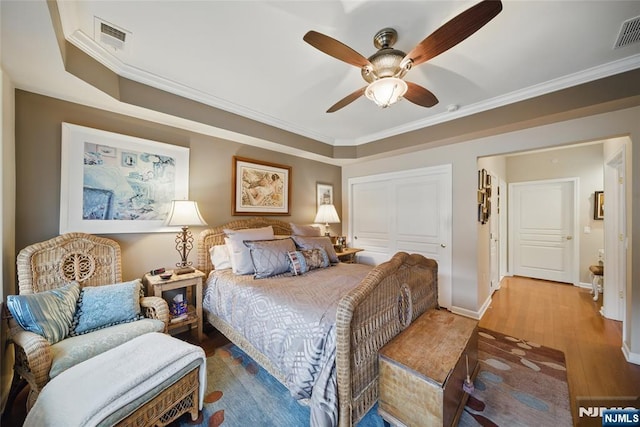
left=1, top=66, right=16, bottom=414
left=14, top=90, right=342, bottom=283
left=505, top=143, right=605, bottom=284
left=342, top=105, right=639, bottom=357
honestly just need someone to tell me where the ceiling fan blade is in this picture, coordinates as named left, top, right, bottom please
left=404, top=82, right=439, bottom=108
left=405, top=0, right=503, bottom=67
left=304, top=31, right=372, bottom=69
left=327, top=87, right=366, bottom=113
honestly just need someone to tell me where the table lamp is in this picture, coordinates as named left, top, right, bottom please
left=314, top=204, right=340, bottom=236
left=165, top=200, right=207, bottom=272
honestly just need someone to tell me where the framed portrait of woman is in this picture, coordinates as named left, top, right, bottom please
left=232, top=156, right=291, bottom=215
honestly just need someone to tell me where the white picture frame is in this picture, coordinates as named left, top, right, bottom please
left=60, top=122, right=190, bottom=234
left=316, top=182, right=333, bottom=209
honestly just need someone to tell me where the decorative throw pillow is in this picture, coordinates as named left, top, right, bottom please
left=244, top=238, right=296, bottom=279
left=291, top=235, right=339, bottom=263
left=209, top=244, right=232, bottom=270
left=7, top=281, right=80, bottom=344
left=224, top=226, right=275, bottom=275
left=290, top=223, right=322, bottom=237
left=288, top=248, right=330, bottom=275
left=70, top=279, right=142, bottom=335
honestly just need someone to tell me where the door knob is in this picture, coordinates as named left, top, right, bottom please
left=440, top=243, right=446, bottom=248
left=354, top=236, right=358, bottom=240
left=566, top=236, right=573, bottom=240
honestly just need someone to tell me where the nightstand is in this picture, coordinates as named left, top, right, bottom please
left=336, top=247, right=364, bottom=263
left=143, top=269, right=205, bottom=342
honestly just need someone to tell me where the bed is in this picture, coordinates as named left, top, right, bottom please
left=196, top=218, right=438, bottom=427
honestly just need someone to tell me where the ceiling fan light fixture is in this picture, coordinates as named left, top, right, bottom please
left=365, top=77, right=408, bottom=108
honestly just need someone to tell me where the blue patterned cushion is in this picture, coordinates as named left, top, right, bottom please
left=70, top=279, right=142, bottom=335
left=244, top=238, right=296, bottom=279
left=287, top=249, right=330, bottom=275
left=291, top=235, right=339, bottom=263
left=7, top=282, right=80, bottom=344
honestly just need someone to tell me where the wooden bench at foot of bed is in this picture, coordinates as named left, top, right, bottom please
left=378, top=309, right=479, bottom=427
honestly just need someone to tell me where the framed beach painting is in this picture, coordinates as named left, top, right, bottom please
left=60, top=123, right=190, bottom=234
left=232, top=156, right=291, bottom=215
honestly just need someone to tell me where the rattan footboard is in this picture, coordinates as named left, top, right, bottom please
left=335, top=252, right=438, bottom=426
left=197, top=219, right=438, bottom=427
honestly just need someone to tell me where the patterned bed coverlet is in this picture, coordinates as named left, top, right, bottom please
left=203, top=263, right=373, bottom=427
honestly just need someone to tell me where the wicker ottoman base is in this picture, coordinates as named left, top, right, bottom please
left=116, top=366, right=200, bottom=426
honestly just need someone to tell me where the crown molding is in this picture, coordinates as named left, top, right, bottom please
left=340, top=53, right=640, bottom=146
left=67, top=30, right=336, bottom=145
left=66, top=26, right=640, bottom=148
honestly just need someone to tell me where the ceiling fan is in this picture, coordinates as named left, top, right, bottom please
left=303, top=0, right=503, bottom=113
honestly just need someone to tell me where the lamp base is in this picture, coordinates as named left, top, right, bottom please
left=174, top=266, right=195, bottom=275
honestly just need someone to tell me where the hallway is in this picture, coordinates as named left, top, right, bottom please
left=480, top=276, right=640, bottom=423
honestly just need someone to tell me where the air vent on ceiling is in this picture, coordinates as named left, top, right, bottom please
left=94, top=18, right=131, bottom=52
left=614, top=15, right=640, bottom=49
left=101, top=22, right=126, bottom=43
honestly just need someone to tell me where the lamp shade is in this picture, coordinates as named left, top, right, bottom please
left=365, top=77, right=408, bottom=108
left=314, top=204, right=341, bottom=224
left=165, top=200, right=207, bottom=227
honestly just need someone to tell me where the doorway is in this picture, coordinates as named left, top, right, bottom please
left=509, top=178, right=578, bottom=284
left=603, top=146, right=626, bottom=322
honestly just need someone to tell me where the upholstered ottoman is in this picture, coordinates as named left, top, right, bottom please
left=24, top=332, right=206, bottom=427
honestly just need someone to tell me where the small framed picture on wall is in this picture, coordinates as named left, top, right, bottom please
left=594, top=191, right=604, bottom=220
left=317, top=183, right=333, bottom=208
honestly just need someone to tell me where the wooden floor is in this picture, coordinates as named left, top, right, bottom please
left=3, top=276, right=639, bottom=426
left=480, top=275, right=640, bottom=423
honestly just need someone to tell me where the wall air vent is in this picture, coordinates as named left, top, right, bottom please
left=614, top=15, right=640, bottom=49
left=94, top=18, right=131, bottom=52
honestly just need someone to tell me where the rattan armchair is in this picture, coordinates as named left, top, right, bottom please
left=8, top=232, right=170, bottom=409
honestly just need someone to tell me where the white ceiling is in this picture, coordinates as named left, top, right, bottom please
left=2, top=1, right=640, bottom=157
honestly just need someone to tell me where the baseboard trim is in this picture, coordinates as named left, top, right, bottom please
left=622, top=341, right=640, bottom=365
left=450, top=295, right=492, bottom=320
left=577, top=281, right=592, bottom=289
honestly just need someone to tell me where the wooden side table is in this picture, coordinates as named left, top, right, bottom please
left=143, top=269, right=205, bottom=342
left=336, top=247, right=363, bottom=263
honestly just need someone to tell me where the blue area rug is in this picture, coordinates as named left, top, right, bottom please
left=178, top=343, right=384, bottom=427
left=178, top=328, right=570, bottom=426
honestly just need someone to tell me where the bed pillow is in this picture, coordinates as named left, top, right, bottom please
left=209, top=244, right=232, bottom=270
left=7, top=281, right=80, bottom=344
left=70, top=279, right=143, bottom=336
left=244, top=238, right=296, bottom=279
left=224, top=226, right=275, bottom=275
left=290, top=223, right=322, bottom=237
left=291, top=235, right=339, bottom=263
left=287, top=248, right=330, bottom=275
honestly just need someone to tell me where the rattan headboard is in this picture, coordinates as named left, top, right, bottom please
left=197, top=217, right=293, bottom=276
left=16, top=232, right=122, bottom=295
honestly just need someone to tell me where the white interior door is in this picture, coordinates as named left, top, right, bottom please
left=509, top=179, right=578, bottom=284
left=349, top=165, right=452, bottom=308
left=350, top=180, right=392, bottom=265
left=604, top=148, right=626, bottom=322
